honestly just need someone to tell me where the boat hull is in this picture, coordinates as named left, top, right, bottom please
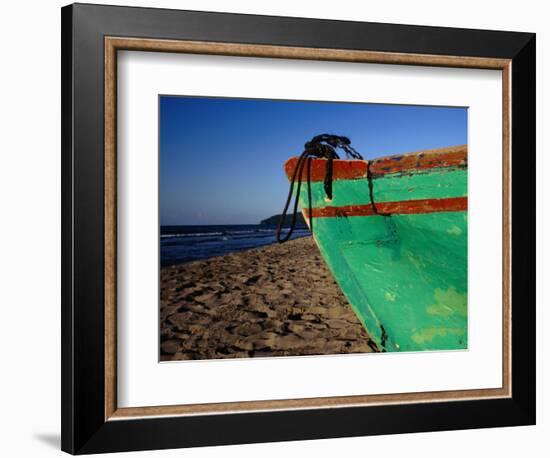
left=283, top=145, right=468, bottom=352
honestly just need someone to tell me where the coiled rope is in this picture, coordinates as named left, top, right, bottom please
left=276, top=134, right=364, bottom=243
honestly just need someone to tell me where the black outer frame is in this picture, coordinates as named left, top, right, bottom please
left=61, top=3, right=536, bottom=454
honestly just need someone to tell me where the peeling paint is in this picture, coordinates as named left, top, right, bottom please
left=447, top=225, right=463, bottom=236
left=426, top=287, right=467, bottom=318
left=411, top=327, right=465, bottom=345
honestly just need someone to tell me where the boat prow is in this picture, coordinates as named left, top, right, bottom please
left=283, top=145, right=468, bottom=352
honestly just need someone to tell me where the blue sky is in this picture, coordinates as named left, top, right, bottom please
left=160, top=96, right=467, bottom=226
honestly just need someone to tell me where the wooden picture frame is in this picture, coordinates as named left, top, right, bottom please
left=61, top=3, right=535, bottom=454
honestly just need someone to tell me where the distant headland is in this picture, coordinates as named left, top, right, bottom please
left=260, top=213, right=307, bottom=226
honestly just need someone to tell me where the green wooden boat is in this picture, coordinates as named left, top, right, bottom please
left=283, top=145, right=468, bottom=352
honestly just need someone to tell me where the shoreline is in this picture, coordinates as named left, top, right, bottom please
left=161, top=232, right=311, bottom=268
left=160, top=223, right=310, bottom=266
left=160, top=236, right=375, bottom=361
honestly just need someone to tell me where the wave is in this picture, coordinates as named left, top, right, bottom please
left=161, top=232, right=223, bottom=239
left=160, top=224, right=311, bottom=265
left=162, top=229, right=309, bottom=239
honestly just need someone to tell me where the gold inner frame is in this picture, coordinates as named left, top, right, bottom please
left=104, top=37, right=512, bottom=421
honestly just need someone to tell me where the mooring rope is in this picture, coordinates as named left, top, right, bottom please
left=276, top=134, right=364, bottom=243
left=365, top=159, right=390, bottom=217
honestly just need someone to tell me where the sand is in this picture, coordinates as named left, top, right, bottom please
left=160, top=236, right=377, bottom=361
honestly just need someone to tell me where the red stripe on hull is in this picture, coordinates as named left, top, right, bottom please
left=284, top=145, right=467, bottom=182
left=309, top=197, right=467, bottom=218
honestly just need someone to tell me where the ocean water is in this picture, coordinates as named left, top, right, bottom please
left=160, top=224, right=311, bottom=266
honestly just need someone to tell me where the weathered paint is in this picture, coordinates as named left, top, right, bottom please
left=284, top=144, right=467, bottom=182
left=283, top=145, right=468, bottom=352
left=370, top=145, right=467, bottom=176
left=289, top=162, right=467, bottom=209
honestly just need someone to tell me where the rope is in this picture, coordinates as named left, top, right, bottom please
left=366, top=160, right=390, bottom=217
left=276, top=134, right=364, bottom=243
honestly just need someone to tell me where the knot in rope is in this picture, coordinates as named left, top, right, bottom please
left=276, top=134, right=364, bottom=243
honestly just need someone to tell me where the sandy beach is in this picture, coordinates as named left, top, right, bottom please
left=160, top=236, right=376, bottom=361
